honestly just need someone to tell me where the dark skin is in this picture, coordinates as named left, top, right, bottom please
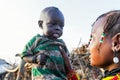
left=39, top=8, right=64, bottom=40
left=89, top=15, right=120, bottom=71
left=23, top=7, right=72, bottom=73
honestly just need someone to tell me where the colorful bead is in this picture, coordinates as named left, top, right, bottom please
left=100, top=32, right=105, bottom=43
left=111, top=75, right=118, bottom=80
left=67, top=70, right=80, bottom=80
left=88, top=34, right=92, bottom=45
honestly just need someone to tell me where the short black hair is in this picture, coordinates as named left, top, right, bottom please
left=39, top=6, right=63, bottom=21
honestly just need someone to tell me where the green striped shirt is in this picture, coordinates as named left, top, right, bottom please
left=21, top=34, right=69, bottom=80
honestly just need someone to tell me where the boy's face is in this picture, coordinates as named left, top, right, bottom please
left=41, top=11, right=64, bottom=39
left=89, top=16, right=113, bottom=68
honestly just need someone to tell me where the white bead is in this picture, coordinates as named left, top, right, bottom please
left=113, top=57, right=119, bottom=64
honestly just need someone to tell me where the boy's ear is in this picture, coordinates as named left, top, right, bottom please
left=38, top=20, right=43, bottom=29
left=112, top=33, right=120, bottom=51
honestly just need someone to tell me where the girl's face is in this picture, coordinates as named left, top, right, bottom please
left=89, top=16, right=113, bottom=68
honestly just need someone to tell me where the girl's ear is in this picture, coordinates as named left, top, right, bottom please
left=112, top=33, right=120, bottom=51
left=38, top=20, right=43, bottom=29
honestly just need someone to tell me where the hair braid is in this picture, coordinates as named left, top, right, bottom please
left=94, top=10, right=120, bottom=38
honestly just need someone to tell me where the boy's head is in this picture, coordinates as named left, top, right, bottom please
left=89, top=10, right=120, bottom=69
left=38, top=6, right=64, bottom=39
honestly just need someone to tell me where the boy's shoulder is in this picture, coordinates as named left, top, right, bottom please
left=34, top=34, right=42, bottom=38
left=31, top=34, right=42, bottom=40
left=27, top=34, right=43, bottom=45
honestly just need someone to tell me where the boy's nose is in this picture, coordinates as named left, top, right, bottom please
left=55, top=25, right=60, bottom=30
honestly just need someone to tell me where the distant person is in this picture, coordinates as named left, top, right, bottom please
left=88, top=10, right=120, bottom=80
left=21, top=6, right=79, bottom=80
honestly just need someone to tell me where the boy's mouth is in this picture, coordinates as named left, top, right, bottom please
left=53, top=33, right=60, bottom=38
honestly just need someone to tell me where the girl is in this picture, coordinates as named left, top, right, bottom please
left=88, top=10, right=120, bottom=80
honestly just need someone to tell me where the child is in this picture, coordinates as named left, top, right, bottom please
left=21, top=6, right=79, bottom=80
left=88, top=10, right=120, bottom=80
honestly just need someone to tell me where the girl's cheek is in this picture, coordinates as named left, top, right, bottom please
left=89, top=41, right=95, bottom=50
left=89, top=41, right=98, bottom=54
left=89, top=45, right=94, bottom=55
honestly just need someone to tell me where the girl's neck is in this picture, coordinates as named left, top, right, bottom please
left=105, top=63, right=120, bottom=71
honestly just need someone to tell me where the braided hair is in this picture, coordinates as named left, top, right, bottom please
left=93, top=10, right=120, bottom=38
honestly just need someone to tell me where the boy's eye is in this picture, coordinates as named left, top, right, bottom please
left=52, top=23, right=56, bottom=25
left=60, top=24, right=64, bottom=28
left=47, top=23, right=53, bottom=25
left=47, top=23, right=56, bottom=26
left=48, top=23, right=64, bottom=27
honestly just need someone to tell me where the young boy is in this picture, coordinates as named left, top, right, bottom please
left=88, top=10, right=120, bottom=80
left=21, top=6, right=77, bottom=80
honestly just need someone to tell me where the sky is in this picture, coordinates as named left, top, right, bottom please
left=0, top=0, right=120, bottom=63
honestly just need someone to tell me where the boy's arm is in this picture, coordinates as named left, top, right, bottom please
left=22, top=54, right=36, bottom=63
left=21, top=34, right=42, bottom=63
left=23, top=53, right=47, bottom=65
